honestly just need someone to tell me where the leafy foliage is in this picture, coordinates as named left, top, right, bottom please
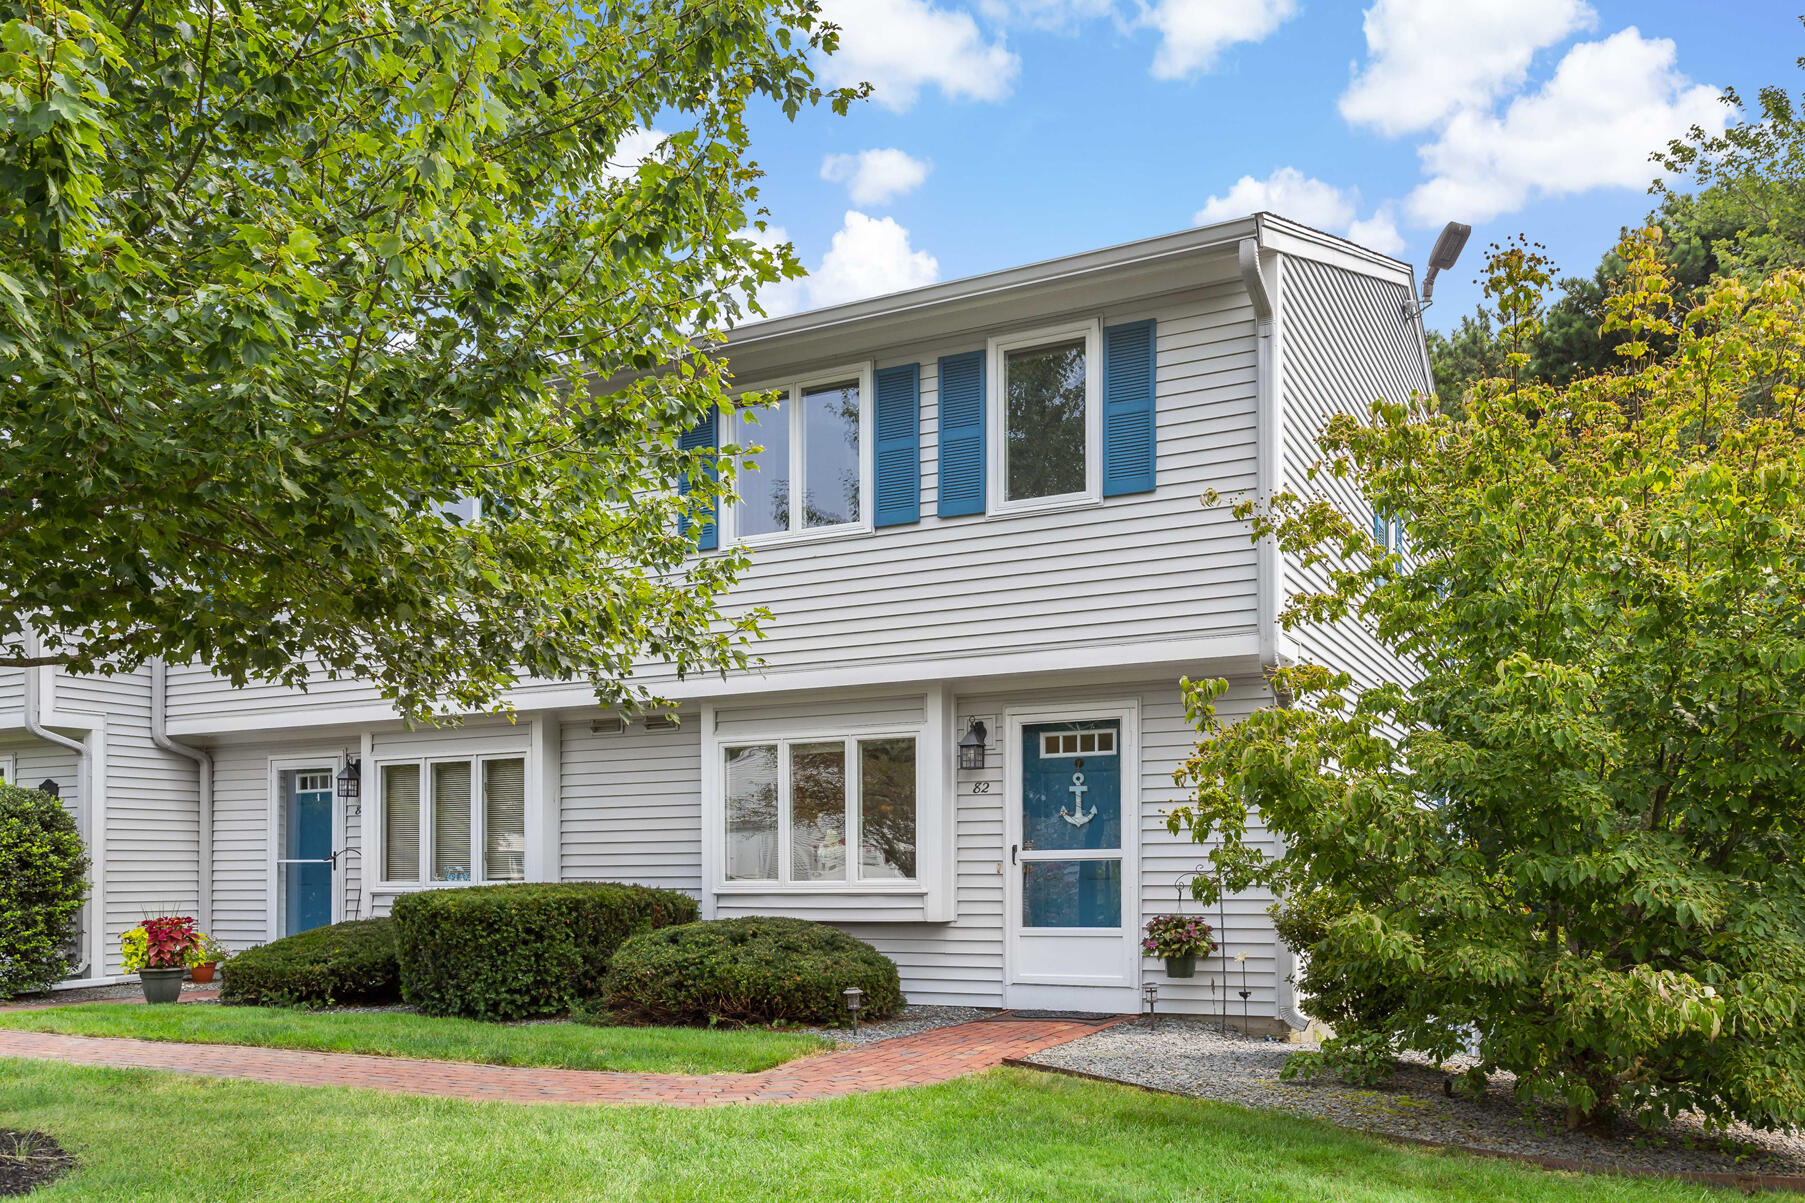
left=392, top=881, right=697, bottom=1020
left=604, top=916, right=902, bottom=1026
left=120, top=916, right=199, bottom=972
left=1172, top=230, right=1805, bottom=1135
left=220, top=917, right=400, bottom=1008
left=0, top=0, right=861, bottom=719
left=0, top=782, right=87, bottom=998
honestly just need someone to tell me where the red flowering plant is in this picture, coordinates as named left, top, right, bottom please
left=121, top=916, right=202, bottom=973
left=1143, top=914, right=1215, bottom=960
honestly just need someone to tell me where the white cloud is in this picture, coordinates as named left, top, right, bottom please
left=1404, top=28, right=1725, bottom=225
left=816, top=0, right=1019, bottom=111
left=1339, top=0, right=1595, bottom=137
left=977, top=0, right=1114, bottom=30
left=1345, top=207, right=1405, bottom=256
left=820, top=149, right=933, bottom=206
left=745, top=212, right=941, bottom=320
left=1193, top=167, right=1404, bottom=256
left=603, top=128, right=668, bottom=180
left=1144, top=0, right=1298, bottom=80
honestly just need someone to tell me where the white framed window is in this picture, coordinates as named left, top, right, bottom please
left=721, top=734, right=918, bottom=887
left=376, top=755, right=527, bottom=887
left=988, top=319, right=1102, bottom=514
left=0, top=755, right=13, bottom=785
left=1038, top=728, right=1116, bottom=758
left=729, top=363, right=874, bottom=544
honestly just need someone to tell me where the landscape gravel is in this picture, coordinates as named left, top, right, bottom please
left=1025, top=1016, right=1805, bottom=1180
left=811, top=1005, right=995, bottom=1046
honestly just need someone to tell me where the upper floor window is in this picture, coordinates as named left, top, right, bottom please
left=733, top=365, right=873, bottom=542
left=379, top=755, right=526, bottom=887
left=989, top=321, right=1102, bottom=513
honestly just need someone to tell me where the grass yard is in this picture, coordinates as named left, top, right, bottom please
left=0, top=1004, right=827, bottom=1074
left=0, top=1059, right=1759, bottom=1202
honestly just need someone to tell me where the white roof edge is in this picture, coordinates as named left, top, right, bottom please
left=725, top=212, right=1416, bottom=350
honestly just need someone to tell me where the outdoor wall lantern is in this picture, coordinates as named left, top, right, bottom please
left=842, top=985, right=864, bottom=1032
left=957, top=719, right=988, bottom=771
left=37, top=779, right=59, bottom=798
left=336, top=758, right=362, bottom=801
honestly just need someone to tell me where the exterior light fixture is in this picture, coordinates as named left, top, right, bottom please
left=1142, top=980, right=1159, bottom=1025
left=336, top=758, right=361, bottom=801
left=1404, top=220, right=1472, bottom=320
left=957, top=719, right=988, bottom=771
left=842, top=985, right=864, bottom=1032
left=37, top=779, right=60, bottom=798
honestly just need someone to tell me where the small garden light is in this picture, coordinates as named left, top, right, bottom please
left=957, top=719, right=988, bottom=771
left=1142, top=980, right=1159, bottom=1025
left=842, top=985, right=864, bottom=1031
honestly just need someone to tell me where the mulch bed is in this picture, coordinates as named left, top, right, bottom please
left=0, top=1130, right=74, bottom=1198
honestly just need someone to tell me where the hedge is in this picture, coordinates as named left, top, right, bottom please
left=219, top=918, right=400, bottom=1007
left=0, top=783, right=89, bottom=999
left=392, top=882, right=698, bottom=1020
left=604, top=917, right=903, bottom=1026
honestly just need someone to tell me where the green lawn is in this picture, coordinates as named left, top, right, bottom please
left=0, top=1004, right=827, bottom=1074
left=0, top=1059, right=1758, bottom=1202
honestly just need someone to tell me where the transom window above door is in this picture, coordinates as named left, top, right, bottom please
left=990, top=320, right=1102, bottom=513
left=733, top=365, right=873, bottom=542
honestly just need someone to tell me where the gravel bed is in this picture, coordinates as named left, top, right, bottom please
left=12, top=982, right=219, bottom=1007
left=809, top=1005, right=996, bottom=1046
left=1025, top=1017, right=1805, bottom=1180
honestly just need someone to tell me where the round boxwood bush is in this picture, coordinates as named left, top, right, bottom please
left=219, top=918, right=400, bottom=1007
left=392, top=881, right=698, bottom=1020
left=0, top=783, right=89, bottom=999
left=604, top=917, right=903, bottom=1026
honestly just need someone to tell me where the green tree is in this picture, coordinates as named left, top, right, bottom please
left=0, top=781, right=89, bottom=998
left=1171, top=229, right=1805, bottom=1135
left=0, top=0, right=859, bottom=719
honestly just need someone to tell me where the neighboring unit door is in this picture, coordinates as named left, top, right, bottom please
left=1007, top=717, right=1136, bottom=1008
left=278, top=769, right=335, bottom=936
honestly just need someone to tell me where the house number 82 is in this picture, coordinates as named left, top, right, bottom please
left=971, top=781, right=991, bottom=794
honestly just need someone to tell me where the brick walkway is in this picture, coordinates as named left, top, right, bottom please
left=0, top=1014, right=1110, bottom=1106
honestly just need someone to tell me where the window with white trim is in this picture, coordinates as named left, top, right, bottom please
left=722, top=735, right=917, bottom=886
left=990, top=321, right=1101, bottom=512
left=1039, top=728, right=1115, bottom=757
left=732, top=365, right=872, bottom=542
left=0, top=755, right=13, bottom=785
left=378, top=756, right=526, bottom=886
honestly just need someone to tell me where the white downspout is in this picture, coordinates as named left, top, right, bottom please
left=1240, top=226, right=1309, bottom=1034
left=151, top=658, right=212, bottom=930
left=22, top=642, right=94, bottom=977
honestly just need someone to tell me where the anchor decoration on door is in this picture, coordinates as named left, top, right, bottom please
left=1059, top=758, right=1098, bottom=827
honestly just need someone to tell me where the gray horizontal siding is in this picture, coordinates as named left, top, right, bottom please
left=560, top=717, right=702, bottom=894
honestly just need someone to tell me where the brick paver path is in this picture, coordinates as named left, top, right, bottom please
left=0, top=1013, right=1110, bottom=1106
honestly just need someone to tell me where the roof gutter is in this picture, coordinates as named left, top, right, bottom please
left=151, top=658, right=212, bottom=931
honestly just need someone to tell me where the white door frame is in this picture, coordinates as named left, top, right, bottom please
left=266, top=754, right=343, bottom=941
left=1001, top=698, right=1140, bottom=1011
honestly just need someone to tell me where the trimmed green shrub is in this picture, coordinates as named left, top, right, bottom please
left=0, top=783, right=90, bottom=999
left=604, top=917, right=903, bottom=1026
left=392, top=882, right=698, bottom=1020
left=220, top=918, right=400, bottom=1008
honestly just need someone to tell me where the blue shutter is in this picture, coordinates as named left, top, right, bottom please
left=1371, top=508, right=1387, bottom=547
left=874, top=363, right=921, bottom=527
left=1102, top=319, right=1156, bottom=496
left=678, top=410, right=718, bottom=551
left=937, top=350, right=985, bottom=518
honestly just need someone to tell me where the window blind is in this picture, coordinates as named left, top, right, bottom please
left=382, top=763, right=421, bottom=882
left=484, top=758, right=527, bottom=882
left=431, top=761, right=472, bottom=882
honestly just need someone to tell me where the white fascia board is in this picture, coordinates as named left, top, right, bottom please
left=164, top=631, right=1265, bottom=738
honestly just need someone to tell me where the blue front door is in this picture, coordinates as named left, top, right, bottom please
left=1018, top=721, right=1124, bottom=929
left=280, top=769, right=334, bottom=936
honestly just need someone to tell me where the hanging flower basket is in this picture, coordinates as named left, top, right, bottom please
left=1143, top=914, right=1215, bottom=980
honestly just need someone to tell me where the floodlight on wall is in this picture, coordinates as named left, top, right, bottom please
left=1404, top=221, right=1471, bottom=320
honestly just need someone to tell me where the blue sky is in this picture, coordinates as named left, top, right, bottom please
left=727, top=0, right=1800, bottom=330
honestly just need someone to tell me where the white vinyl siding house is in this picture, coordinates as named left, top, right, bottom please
left=1, top=213, right=1432, bottom=1026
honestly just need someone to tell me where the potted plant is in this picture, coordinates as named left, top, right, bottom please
left=187, top=934, right=229, bottom=984
left=1143, top=914, right=1215, bottom=979
left=122, top=916, right=202, bottom=1003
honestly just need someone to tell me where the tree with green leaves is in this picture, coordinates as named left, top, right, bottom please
left=1172, top=229, right=1805, bottom=1135
left=0, top=0, right=860, bottom=719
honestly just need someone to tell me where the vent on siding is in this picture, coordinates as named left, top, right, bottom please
left=644, top=714, right=680, bottom=731
left=590, top=716, right=626, bottom=735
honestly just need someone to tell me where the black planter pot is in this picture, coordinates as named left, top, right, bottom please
left=139, top=967, right=186, bottom=1004
left=1164, top=955, right=1196, bottom=978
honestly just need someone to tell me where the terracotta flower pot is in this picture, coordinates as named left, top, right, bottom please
left=189, top=962, right=217, bottom=985
left=139, top=967, right=186, bottom=1004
